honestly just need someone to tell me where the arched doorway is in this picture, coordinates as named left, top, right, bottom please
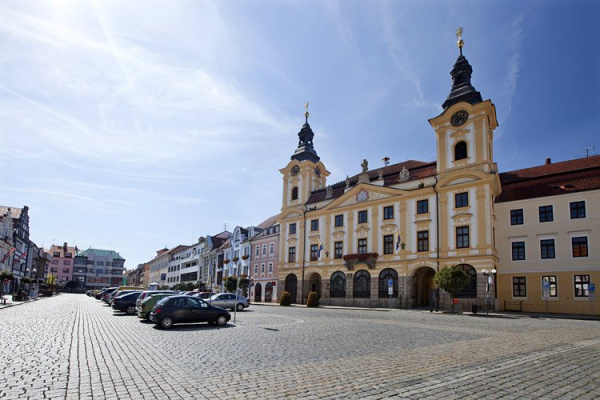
left=285, top=274, right=298, bottom=304
left=308, top=273, right=322, bottom=297
left=412, top=266, right=436, bottom=307
left=254, top=282, right=262, bottom=303
left=265, top=282, right=273, bottom=302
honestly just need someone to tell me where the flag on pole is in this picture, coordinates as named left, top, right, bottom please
left=13, top=251, right=27, bottom=265
left=1, top=247, right=15, bottom=263
left=318, top=240, right=324, bottom=258
left=396, top=228, right=402, bottom=252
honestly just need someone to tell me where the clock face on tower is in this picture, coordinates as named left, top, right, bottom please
left=450, top=110, right=469, bottom=127
left=291, top=165, right=300, bottom=176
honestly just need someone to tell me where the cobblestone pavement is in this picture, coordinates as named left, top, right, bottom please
left=1, top=294, right=599, bottom=399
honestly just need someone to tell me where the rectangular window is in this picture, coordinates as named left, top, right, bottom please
left=334, top=214, right=343, bottom=227
left=383, top=235, right=394, bottom=255
left=417, top=231, right=429, bottom=252
left=574, top=275, right=590, bottom=297
left=269, top=243, right=274, bottom=254
left=52, top=260, right=59, bottom=265
left=539, top=205, right=553, bottom=222
left=456, top=226, right=470, bottom=249
left=262, top=245, right=267, bottom=255
left=310, top=244, right=319, bottom=261
left=357, top=239, right=367, bottom=254
left=255, top=246, right=260, bottom=256
left=334, top=242, right=343, bottom=259
left=572, top=237, right=588, bottom=257
left=455, top=192, right=469, bottom=208
left=311, top=219, right=319, bottom=231
left=383, top=206, right=394, bottom=220
left=512, top=241, right=525, bottom=260
left=268, top=263, right=273, bottom=272
left=289, top=223, right=296, bottom=235
left=542, top=276, right=558, bottom=297
left=358, top=210, right=368, bottom=224
left=254, top=265, right=258, bottom=274
left=62, top=268, right=69, bottom=274
left=570, top=201, right=586, bottom=219
left=417, top=199, right=429, bottom=214
left=540, top=239, right=555, bottom=259
left=512, top=277, right=527, bottom=297
left=510, top=209, right=523, bottom=225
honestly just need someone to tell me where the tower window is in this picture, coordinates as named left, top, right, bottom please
left=454, top=141, right=467, bottom=161
left=291, top=186, right=298, bottom=201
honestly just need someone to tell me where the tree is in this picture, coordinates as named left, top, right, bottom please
left=433, top=265, right=470, bottom=312
left=223, top=276, right=237, bottom=293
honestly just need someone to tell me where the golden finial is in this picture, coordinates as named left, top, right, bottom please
left=304, top=101, right=310, bottom=123
left=456, top=27, right=464, bottom=55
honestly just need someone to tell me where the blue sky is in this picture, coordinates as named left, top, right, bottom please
left=1, top=0, right=597, bottom=270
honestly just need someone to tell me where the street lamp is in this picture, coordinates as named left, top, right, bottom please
left=482, top=268, right=497, bottom=314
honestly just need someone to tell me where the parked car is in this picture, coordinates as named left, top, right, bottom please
left=149, top=295, right=231, bottom=329
left=112, top=292, right=143, bottom=315
left=102, top=288, right=119, bottom=303
left=137, top=292, right=177, bottom=320
left=206, top=293, right=250, bottom=311
left=135, top=290, right=178, bottom=309
left=107, top=289, right=142, bottom=305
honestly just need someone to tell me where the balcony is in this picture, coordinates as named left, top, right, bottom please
left=342, top=252, right=378, bottom=270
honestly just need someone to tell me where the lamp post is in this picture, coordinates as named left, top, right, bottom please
left=482, top=268, right=497, bottom=314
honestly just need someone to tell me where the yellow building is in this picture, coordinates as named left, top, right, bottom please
left=278, top=41, right=502, bottom=310
left=496, top=156, right=600, bottom=315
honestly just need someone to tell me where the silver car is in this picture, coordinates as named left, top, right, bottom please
left=207, top=293, right=250, bottom=311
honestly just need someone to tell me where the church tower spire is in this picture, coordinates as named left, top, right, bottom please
left=442, top=27, right=483, bottom=110
left=290, top=102, right=320, bottom=163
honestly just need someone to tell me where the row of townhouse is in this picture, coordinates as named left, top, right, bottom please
left=0, top=206, right=51, bottom=291
left=129, top=216, right=282, bottom=303
left=1, top=205, right=126, bottom=291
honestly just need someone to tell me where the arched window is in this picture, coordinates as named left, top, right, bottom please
left=330, top=271, right=346, bottom=298
left=454, top=141, right=467, bottom=161
left=353, top=270, right=371, bottom=298
left=291, top=186, right=299, bottom=201
left=455, top=264, right=477, bottom=298
left=378, top=268, right=398, bottom=298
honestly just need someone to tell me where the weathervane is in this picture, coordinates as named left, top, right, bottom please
left=456, top=27, right=464, bottom=55
left=304, top=101, right=310, bottom=123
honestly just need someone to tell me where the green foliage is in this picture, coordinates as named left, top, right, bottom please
left=171, top=282, right=198, bottom=291
left=0, top=270, right=14, bottom=281
left=279, top=291, right=292, bottom=306
left=433, top=265, right=470, bottom=298
left=221, top=276, right=234, bottom=293
left=306, top=291, right=319, bottom=308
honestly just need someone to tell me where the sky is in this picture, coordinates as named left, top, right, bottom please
left=1, top=0, right=598, bottom=271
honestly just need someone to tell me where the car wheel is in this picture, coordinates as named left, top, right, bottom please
left=216, top=315, right=228, bottom=326
left=160, top=316, right=174, bottom=329
left=126, top=305, right=136, bottom=315
left=236, top=303, right=244, bottom=312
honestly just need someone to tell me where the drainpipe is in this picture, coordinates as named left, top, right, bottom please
left=433, top=175, right=440, bottom=312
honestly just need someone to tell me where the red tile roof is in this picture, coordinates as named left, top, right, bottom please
left=497, top=155, right=600, bottom=202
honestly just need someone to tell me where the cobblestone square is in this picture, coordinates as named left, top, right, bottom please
left=1, top=294, right=599, bottom=399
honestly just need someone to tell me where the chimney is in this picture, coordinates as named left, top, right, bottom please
left=63, top=242, right=68, bottom=252
left=545, top=158, right=552, bottom=165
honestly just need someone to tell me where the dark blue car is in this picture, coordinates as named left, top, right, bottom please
left=149, top=295, right=231, bottom=329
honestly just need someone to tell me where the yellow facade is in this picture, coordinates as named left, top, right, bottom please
left=278, top=95, right=502, bottom=310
